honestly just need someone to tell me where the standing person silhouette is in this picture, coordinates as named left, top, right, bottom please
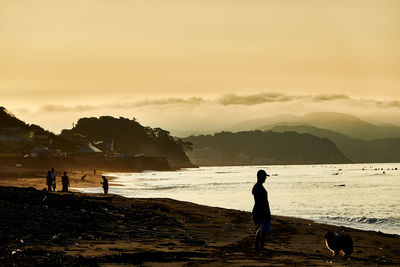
left=100, top=176, right=109, bottom=194
left=51, top=168, right=56, bottom=191
left=46, top=170, right=52, bottom=191
left=61, top=171, right=69, bottom=192
left=252, top=169, right=271, bottom=250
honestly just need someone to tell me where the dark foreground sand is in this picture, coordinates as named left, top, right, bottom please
left=1, top=186, right=399, bottom=266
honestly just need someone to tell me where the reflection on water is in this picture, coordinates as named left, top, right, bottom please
left=76, top=163, right=400, bottom=234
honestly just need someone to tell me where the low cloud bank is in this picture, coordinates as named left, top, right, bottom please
left=32, top=92, right=400, bottom=113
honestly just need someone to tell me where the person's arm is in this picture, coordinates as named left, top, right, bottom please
left=266, top=200, right=271, bottom=220
left=265, top=190, right=271, bottom=220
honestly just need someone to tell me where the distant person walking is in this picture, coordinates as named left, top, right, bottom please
left=252, top=169, right=271, bottom=250
left=51, top=168, right=56, bottom=191
left=100, top=176, right=108, bottom=194
left=61, top=171, right=69, bottom=192
left=46, top=170, right=52, bottom=191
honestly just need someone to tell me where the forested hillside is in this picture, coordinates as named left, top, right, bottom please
left=61, top=116, right=194, bottom=167
left=183, top=130, right=350, bottom=166
left=271, top=125, right=400, bottom=163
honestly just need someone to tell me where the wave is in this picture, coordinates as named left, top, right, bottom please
left=310, top=215, right=400, bottom=235
left=317, top=215, right=400, bottom=226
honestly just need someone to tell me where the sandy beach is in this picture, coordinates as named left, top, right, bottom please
left=0, top=166, right=118, bottom=190
left=0, top=182, right=399, bottom=266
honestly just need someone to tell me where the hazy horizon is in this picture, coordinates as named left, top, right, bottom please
left=4, top=100, right=400, bottom=136
left=1, top=0, right=400, bottom=133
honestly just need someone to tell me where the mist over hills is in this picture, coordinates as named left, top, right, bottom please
left=232, top=112, right=400, bottom=141
left=271, top=125, right=400, bottom=163
left=176, top=112, right=400, bottom=165
left=3, top=106, right=400, bottom=166
left=183, top=131, right=350, bottom=166
left=229, top=114, right=301, bottom=133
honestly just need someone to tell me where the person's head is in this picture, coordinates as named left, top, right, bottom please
left=257, top=169, right=269, bottom=183
left=63, top=171, right=67, bottom=175
left=47, top=170, right=51, bottom=175
left=102, top=175, right=106, bottom=179
left=51, top=168, right=54, bottom=172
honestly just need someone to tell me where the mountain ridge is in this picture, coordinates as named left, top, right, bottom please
left=183, top=130, right=350, bottom=166
left=270, top=125, right=400, bottom=163
left=232, top=112, right=400, bottom=140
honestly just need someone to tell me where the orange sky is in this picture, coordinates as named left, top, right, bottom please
left=1, top=0, right=399, bottom=132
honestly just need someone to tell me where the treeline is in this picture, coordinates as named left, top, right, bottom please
left=0, top=107, right=75, bottom=153
left=271, top=125, right=400, bottom=163
left=61, top=116, right=194, bottom=167
left=183, top=130, right=350, bottom=166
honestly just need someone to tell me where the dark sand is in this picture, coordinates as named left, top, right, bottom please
left=0, top=185, right=399, bottom=266
left=0, top=166, right=118, bottom=190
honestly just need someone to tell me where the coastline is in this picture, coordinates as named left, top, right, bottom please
left=0, top=185, right=399, bottom=266
left=4, top=164, right=399, bottom=237
left=0, top=167, right=121, bottom=190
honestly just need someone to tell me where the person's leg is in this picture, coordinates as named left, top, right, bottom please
left=259, top=218, right=270, bottom=249
left=255, top=226, right=262, bottom=249
left=266, top=219, right=271, bottom=233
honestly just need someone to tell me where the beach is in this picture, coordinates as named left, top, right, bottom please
left=0, top=166, right=118, bottom=190
left=0, top=183, right=399, bottom=266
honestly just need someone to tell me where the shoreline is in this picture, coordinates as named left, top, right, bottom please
left=186, top=162, right=400, bottom=167
left=69, top=186, right=400, bottom=237
left=0, top=185, right=399, bottom=265
left=2, top=166, right=398, bottom=237
left=0, top=167, right=122, bottom=190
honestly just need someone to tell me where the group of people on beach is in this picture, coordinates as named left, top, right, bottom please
left=45, top=168, right=70, bottom=192
left=45, top=168, right=109, bottom=194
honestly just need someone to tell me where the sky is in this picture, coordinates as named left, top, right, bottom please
left=1, top=0, right=399, bottom=133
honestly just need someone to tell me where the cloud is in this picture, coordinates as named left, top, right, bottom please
left=34, top=92, right=400, bottom=113
left=39, top=104, right=97, bottom=112
left=36, top=97, right=207, bottom=112
left=375, top=100, right=400, bottom=108
left=217, top=92, right=353, bottom=106
left=218, top=92, right=293, bottom=106
left=131, top=97, right=206, bottom=107
left=310, top=94, right=351, bottom=102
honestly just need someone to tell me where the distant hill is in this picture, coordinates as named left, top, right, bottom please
left=0, top=107, right=75, bottom=153
left=229, top=114, right=301, bottom=132
left=270, top=125, right=400, bottom=163
left=182, top=131, right=350, bottom=166
left=61, top=116, right=194, bottom=168
left=0, top=107, right=28, bottom=129
left=168, top=129, right=223, bottom=138
left=232, top=112, right=400, bottom=140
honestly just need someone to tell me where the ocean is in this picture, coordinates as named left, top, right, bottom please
left=75, top=163, right=400, bottom=235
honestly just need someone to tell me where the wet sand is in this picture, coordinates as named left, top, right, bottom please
left=0, top=166, right=118, bottom=190
left=0, top=185, right=399, bottom=266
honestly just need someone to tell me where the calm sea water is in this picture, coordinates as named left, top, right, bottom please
left=75, top=163, right=400, bottom=235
